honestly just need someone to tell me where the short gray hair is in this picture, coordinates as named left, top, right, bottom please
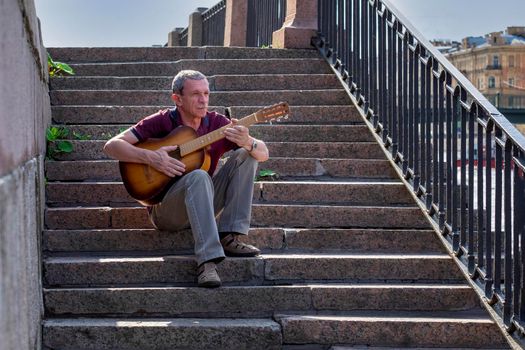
left=171, top=70, right=207, bottom=94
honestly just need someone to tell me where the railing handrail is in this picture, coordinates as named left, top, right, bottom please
left=202, top=0, right=226, bottom=21
left=381, top=0, right=525, bottom=153
left=201, top=0, right=226, bottom=46
left=315, top=0, right=525, bottom=339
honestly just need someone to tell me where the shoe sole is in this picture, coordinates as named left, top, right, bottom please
left=224, top=251, right=261, bottom=257
left=198, top=281, right=222, bottom=288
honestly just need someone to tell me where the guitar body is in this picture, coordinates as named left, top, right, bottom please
left=119, top=126, right=211, bottom=206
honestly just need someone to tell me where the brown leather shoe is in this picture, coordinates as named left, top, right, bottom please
left=197, top=262, right=221, bottom=288
left=220, top=233, right=261, bottom=257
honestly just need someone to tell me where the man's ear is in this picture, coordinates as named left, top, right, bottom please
left=171, top=93, right=181, bottom=106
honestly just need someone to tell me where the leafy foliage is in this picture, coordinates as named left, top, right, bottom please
left=46, top=126, right=69, bottom=140
left=255, top=169, right=279, bottom=181
left=46, top=126, right=74, bottom=159
left=48, top=53, right=75, bottom=77
left=73, top=131, right=92, bottom=140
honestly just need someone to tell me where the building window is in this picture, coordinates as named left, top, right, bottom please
left=493, top=55, right=500, bottom=67
left=488, top=76, right=496, bottom=88
left=509, top=96, right=514, bottom=107
left=509, top=78, right=515, bottom=87
left=509, top=55, right=515, bottom=67
left=478, top=77, right=485, bottom=90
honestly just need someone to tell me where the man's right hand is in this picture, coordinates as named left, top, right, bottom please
left=149, top=145, right=186, bottom=177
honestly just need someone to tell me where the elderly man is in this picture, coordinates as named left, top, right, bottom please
left=104, top=70, right=268, bottom=288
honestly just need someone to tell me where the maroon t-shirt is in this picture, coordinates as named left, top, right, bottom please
left=131, top=108, right=237, bottom=176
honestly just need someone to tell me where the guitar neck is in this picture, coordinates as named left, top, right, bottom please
left=179, top=113, right=259, bottom=156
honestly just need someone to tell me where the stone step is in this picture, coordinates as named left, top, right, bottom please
left=251, top=204, right=430, bottom=230
left=45, top=158, right=396, bottom=181
left=46, top=141, right=385, bottom=161
left=276, top=312, right=510, bottom=348
left=43, top=253, right=462, bottom=287
left=51, top=105, right=361, bottom=124
left=48, top=46, right=321, bottom=63
left=44, top=284, right=478, bottom=318
left=50, top=74, right=340, bottom=91
left=46, top=181, right=413, bottom=207
left=50, top=89, right=349, bottom=106
left=43, top=228, right=443, bottom=254
left=55, top=124, right=374, bottom=143
left=43, top=318, right=282, bottom=350
left=66, top=58, right=331, bottom=76
left=44, top=205, right=430, bottom=230
left=255, top=181, right=414, bottom=205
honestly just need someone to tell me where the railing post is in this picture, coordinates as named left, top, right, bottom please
left=188, top=7, right=208, bottom=46
left=224, top=0, right=248, bottom=46
left=167, top=28, right=185, bottom=47
left=272, top=0, right=317, bottom=49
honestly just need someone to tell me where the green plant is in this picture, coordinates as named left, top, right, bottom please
left=48, top=53, right=74, bottom=77
left=46, top=126, right=73, bottom=159
left=73, top=131, right=92, bottom=140
left=255, top=169, right=279, bottom=181
left=101, top=132, right=113, bottom=139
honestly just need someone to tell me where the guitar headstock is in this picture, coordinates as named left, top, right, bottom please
left=254, top=102, right=290, bottom=123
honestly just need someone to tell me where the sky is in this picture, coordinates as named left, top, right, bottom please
left=35, top=0, right=525, bottom=48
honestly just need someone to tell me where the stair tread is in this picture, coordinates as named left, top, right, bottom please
left=44, top=310, right=492, bottom=322
left=43, top=227, right=434, bottom=232
left=44, top=282, right=471, bottom=291
left=53, top=73, right=337, bottom=78
left=47, top=203, right=419, bottom=209
left=51, top=88, right=346, bottom=92
left=276, top=311, right=494, bottom=322
left=44, top=317, right=279, bottom=324
left=46, top=179, right=403, bottom=185
left=45, top=253, right=452, bottom=263
left=68, top=57, right=327, bottom=65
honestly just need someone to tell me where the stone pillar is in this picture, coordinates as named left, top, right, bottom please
left=272, top=0, right=318, bottom=49
left=187, top=7, right=208, bottom=46
left=168, top=27, right=185, bottom=47
left=224, top=0, right=248, bottom=47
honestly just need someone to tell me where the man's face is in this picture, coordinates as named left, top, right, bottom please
left=173, top=78, right=209, bottom=119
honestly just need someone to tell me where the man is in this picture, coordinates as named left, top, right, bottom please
left=103, top=70, right=269, bottom=288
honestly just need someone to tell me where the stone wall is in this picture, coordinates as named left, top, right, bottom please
left=0, top=0, right=51, bottom=349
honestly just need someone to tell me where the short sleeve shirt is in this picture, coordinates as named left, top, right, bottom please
left=131, top=108, right=237, bottom=176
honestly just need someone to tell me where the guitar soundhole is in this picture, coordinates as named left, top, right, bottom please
left=168, top=148, right=182, bottom=161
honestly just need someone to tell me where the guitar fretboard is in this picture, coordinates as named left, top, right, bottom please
left=179, top=113, right=259, bottom=156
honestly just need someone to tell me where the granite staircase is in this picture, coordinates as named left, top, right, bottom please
left=43, top=47, right=512, bottom=349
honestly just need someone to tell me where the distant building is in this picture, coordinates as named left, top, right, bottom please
left=430, top=39, right=461, bottom=54
left=446, top=26, right=525, bottom=113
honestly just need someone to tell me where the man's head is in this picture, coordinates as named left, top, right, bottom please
left=171, top=70, right=207, bottom=95
left=171, top=70, right=209, bottom=120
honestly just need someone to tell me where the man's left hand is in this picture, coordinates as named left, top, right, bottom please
left=223, top=119, right=252, bottom=148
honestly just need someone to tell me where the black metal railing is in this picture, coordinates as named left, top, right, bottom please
left=247, top=0, right=287, bottom=47
left=202, top=1, right=226, bottom=46
left=314, top=0, right=525, bottom=336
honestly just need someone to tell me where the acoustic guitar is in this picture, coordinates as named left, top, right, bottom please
left=120, top=102, right=290, bottom=206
